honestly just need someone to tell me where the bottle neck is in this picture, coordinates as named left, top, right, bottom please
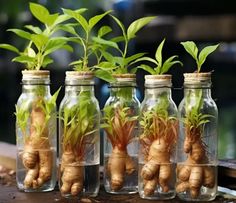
left=110, top=81, right=136, bottom=100
left=184, top=87, right=211, bottom=98
left=22, top=84, right=50, bottom=95
left=184, top=83, right=212, bottom=98
left=65, top=84, right=95, bottom=96
left=145, top=86, right=172, bottom=99
left=21, top=78, right=50, bottom=95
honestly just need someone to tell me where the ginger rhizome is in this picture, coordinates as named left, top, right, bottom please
left=176, top=89, right=215, bottom=198
left=102, top=106, right=137, bottom=191
left=140, top=102, right=178, bottom=196
left=59, top=91, right=99, bottom=196
left=16, top=88, right=59, bottom=189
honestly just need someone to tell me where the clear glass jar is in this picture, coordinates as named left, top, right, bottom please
left=138, top=75, right=178, bottom=200
left=103, top=74, right=140, bottom=194
left=58, top=71, right=100, bottom=198
left=177, top=73, right=218, bottom=201
left=16, top=70, right=57, bottom=192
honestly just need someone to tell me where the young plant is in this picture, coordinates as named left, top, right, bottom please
left=181, top=41, right=218, bottom=73
left=101, top=106, right=138, bottom=191
left=61, top=8, right=116, bottom=82
left=0, top=3, right=72, bottom=70
left=137, top=39, right=181, bottom=195
left=94, top=15, right=156, bottom=74
left=2, top=3, right=67, bottom=189
left=176, top=41, right=219, bottom=198
left=137, top=38, right=182, bottom=74
left=59, top=91, right=99, bottom=196
left=99, top=16, right=155, bottom=191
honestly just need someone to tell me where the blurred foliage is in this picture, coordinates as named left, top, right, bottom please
left=218, top=107, right=236, bottom=159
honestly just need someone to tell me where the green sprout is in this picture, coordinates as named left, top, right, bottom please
left=181, top=41, right=219, bottom=139
left=136, top=38, right=182, bottom=74
left=181, top=41, right=219, bottom=73
left=61, top=8, right=115, bottom=82
left=94, top=15, right=156, bottom=74
left=60, top=91, right=99, bottom=159
left=0, top=3, right=72, bottom=70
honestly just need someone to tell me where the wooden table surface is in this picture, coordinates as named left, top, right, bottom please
left=0, top=183, right=236, bottom=203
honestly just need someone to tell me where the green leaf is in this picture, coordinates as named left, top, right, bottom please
left=98, top=25, right=112, bottom=37
left=138, top=64, right=156, bottom=74
left=61, top=44, right=73, bottom=52
left=44, top=37, right=68, bottom=55
left=24, top=25, right=42, bottom=34
left=198, top=44, right=219, bottom=72
left=127, top=16, right=156, bottom=40
left=155, top=38, right=165, bottom=68
left=110, top=15, right=127, bottom=40
left=53, top=14, right=71, bottom=25
left=134, top=56, right=158, bottom=65
left=111, top=36, right=125, bottom=43
left=95, top=62, right=116, bottom=70
left=7, top=29, right=31, bottom=40
left=125, top=52, right=146, bottom=65
left=95, top=69, right=116, bottom=83
left=47, top=13, right=59, bottom=27
left=89, top=10, right=112, bottom=30
left=69, top=60, right=83, bottom=66
left=56, top=24, right=77, bottom=35
left=29, top=3, right=50, bottom=24
left=130, top=67, right=138, bottom=74
left=31, top=34, right=49, bottom=50
left=181, top=41, right=198, bottom=62
left=0, top=44, right=19, bottom=53
left=62, top=8, right=89, bottom=32
left=161, top=55, right=183, bottom=74
left=12, top=55, right=35, bottom=63
left=42, top=56, right=53, bottom=67
left=100, top=51, right=115, bottom=65
left=92, top=36, right=119, bottom=50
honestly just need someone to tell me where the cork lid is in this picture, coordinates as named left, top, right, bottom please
left=65, top=71, right=94, bottom=85
left=66, top=71, right=94, bottom=80
left=112, top=74, right=136, bottom=82
left=184, top=72, right=211, bottom=83
left=145, top=74, right=172, bottom=87
left=22, top=70, right=50, bottom=80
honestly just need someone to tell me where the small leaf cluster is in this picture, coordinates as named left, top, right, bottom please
left=0, top=3, right=72, bottom=70
left=181, top=41, right=219, bottom=73
left=61, top=9, right=111, bottom=71
left=137, top=39, right=182, bottom=74
left=101, top=106, right=137, bottom=145
left=94, top=15, right=156, bottom=74
left=60, top=91, right=98, bottom=148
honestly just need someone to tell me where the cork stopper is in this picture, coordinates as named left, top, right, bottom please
left=112, top=74, right=136, bottom=82
left=145, top=74, right=172, bottom=87
left=65, top=71, right=94, bottom=85
left=184, top=72, right=212, bottom=84
left=22, top=70, right=50, bottom=84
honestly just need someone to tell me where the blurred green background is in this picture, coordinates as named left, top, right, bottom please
left=0, top=0, right=236, bottom=159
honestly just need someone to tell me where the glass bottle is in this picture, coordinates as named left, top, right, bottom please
left=58, top=71, right=100, bottom=198
left=177, top=73, right=218, bottom=201
left=16, top=70, right=57, bottom=192
left=103, top=74, right=140, bottom=194
left=138, top=75, right=178, bottom=200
